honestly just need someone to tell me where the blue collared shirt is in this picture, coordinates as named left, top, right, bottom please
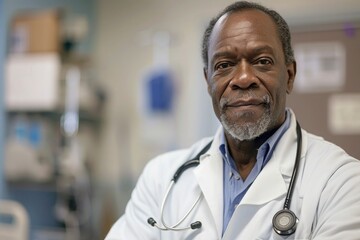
left=220, top=109, right=291, bottom=235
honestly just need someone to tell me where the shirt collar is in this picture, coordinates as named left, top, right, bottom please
left=261, top=109, right=291, bottom=165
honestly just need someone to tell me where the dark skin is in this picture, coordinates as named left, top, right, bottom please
left=204, top=9, right=296, bottom=180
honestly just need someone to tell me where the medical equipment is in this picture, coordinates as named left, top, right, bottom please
left=148, top=122, right=302, bottom=236
left=147, top=140, right=212, bottom=231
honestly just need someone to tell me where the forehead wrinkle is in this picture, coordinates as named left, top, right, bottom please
left=213, top=17, right=254, bottom=42
left=210, top=19, right=265, bottom=56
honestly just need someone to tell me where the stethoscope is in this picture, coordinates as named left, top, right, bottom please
left=148, top=121, right=302, bottom=236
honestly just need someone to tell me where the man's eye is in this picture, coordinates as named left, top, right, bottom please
left=215, top=62, right=233, bottom=70
left=256, top=58, right=273, bottom=65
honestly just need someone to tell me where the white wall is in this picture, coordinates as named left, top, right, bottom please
left=93, top=0, right=360, bottom=221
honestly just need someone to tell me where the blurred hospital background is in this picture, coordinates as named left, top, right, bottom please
left=0, top=0, right=359, bottom=239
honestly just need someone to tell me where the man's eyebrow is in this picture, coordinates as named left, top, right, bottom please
left=210, top=50, right=237, bottom=65
left=211, top=45, right=275, bottom=60
left=250, top=45, right=275, bottom=55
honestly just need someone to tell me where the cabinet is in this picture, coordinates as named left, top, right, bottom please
left=4, top=52, right=104, bottom=240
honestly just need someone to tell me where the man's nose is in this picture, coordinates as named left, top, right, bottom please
left=229, top=61, right=258, bottom=90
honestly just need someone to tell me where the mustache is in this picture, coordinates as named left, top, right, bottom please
left=220, top=92, right=271, bottom=108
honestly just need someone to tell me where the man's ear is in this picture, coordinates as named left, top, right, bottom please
left=286, top=61, right=296, bottom=94
left=203, top=67, right=211, bottom=94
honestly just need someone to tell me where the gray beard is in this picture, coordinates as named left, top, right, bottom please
left=220, top=105, right=271, bottom=141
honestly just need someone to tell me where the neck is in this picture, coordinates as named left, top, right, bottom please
left=225, top=125, right=279, bottom=180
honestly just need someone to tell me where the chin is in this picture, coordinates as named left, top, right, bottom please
left=220, top=109, right=272, bottom=141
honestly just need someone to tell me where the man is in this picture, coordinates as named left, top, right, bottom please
left=106, top=1, right=360, bottom=239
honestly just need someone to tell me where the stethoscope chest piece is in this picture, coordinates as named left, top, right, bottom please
left=272, top=209, right=298, bottom=236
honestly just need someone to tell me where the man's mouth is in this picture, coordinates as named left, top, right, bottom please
left=226, top=98, right=264, bottom=108
left=221, top=95, right=270, bottom=109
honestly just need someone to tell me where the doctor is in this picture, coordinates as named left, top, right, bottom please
left=106, top=1, right=360, bottom=239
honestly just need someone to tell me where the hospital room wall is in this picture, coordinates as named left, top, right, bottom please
left=289, top=24, right=360, bottom=158
left=93, top=0, right=360, bottom=222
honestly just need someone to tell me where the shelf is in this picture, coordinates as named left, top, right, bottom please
left=7, top=110, right=101, bottom=125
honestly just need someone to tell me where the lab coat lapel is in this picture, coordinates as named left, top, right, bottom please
left=193, top=129, right=224, bottom=239
left=239, top=156, right=288, bottom=205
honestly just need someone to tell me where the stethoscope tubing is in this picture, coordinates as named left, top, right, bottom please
left=160, top=180, right=203, bottom=230
left=283, top=121, right=302, bottom=210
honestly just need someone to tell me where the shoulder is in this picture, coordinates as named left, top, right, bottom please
left=305, top=131, right=359, bottom=166
left=301, top=130, right=360, bottom=192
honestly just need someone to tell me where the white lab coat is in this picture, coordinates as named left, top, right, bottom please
left=105, top=111, right=360, bottom=240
